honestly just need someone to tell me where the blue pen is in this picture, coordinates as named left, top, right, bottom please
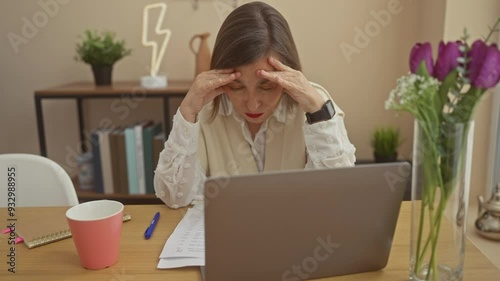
left=144, top=212, right=160, bottom=239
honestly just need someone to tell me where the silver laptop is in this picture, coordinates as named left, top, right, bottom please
left=203, top=163, right=410, bottom=281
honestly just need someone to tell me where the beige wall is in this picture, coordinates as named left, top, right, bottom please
left=416, top=0, right=446, bottom=43
left=0, top=0, right=420, bottom=175
left=442, top=0, right=500, bottom=201
left=0, top=0, right=497, bottom=198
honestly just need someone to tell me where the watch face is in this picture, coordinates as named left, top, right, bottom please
left=325, top=100, right=335, bottom=116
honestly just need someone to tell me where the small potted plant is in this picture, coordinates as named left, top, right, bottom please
left=75, top=30, right=132, bottom=85
left=371, top=126, right=402, bottom=163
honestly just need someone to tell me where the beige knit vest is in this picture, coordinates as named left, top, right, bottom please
left=197, top=99, right=305, bottom=177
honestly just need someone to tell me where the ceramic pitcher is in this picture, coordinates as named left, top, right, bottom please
left=189, top=32, right=211, bottom=78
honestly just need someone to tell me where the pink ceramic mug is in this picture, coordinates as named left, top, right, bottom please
left=66, top=200, right=124, bottom=270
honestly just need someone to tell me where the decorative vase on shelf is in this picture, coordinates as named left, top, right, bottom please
left=410, top=120, right=474, bottom=281
left=190, top=32, right=211, bottom=77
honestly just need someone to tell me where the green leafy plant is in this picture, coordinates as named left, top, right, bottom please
left=371, top=126, right=402, bottom=161
left=75, top=30, right=132, bottom=66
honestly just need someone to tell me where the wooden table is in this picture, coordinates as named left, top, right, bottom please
left=34, top=80, right=192, bottom=157
left=0, top=203, right=499, bottom=281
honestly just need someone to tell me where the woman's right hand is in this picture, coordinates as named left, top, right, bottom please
left=180, top=69, right=240, bottom=123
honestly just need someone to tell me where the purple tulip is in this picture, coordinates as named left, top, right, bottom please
left=468, top=40, right=500, bottom=89
left=410, top=43, right=434, bottom=75
left=433, top=41, right=461, bottom=81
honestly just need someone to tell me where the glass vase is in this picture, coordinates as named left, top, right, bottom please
left=410, top=120, right=474, bottom=281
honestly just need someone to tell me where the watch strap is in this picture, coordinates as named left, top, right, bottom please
left=305, top=100, right=335, bottom=124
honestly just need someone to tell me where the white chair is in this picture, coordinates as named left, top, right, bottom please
left=0, top=153, right=79, bottom=207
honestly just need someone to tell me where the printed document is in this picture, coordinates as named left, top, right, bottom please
left=157, top=207, right=205, bottom=269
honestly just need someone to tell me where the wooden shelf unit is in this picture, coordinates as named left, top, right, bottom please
left=36, top=80, right=192, bottom=204
left=34, top=80, right=192, bottom=156
left=71, top=172, right=163, bottom=204
left=76, top=190, right=162, bottom=205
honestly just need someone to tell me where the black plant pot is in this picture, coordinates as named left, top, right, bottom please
left=91, top=65, right=113, bottom=85
left=374, top=152, right=398, bottom=163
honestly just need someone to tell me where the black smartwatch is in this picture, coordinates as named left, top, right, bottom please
left=305, top=100, right=336, bottom=124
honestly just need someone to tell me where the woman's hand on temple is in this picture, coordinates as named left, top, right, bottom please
left=180, top=69, right=241, bottom=123
left=257, top=57, right=325, bottom=113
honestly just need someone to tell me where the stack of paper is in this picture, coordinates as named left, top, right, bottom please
left=157, top=207, right=205, bottom=269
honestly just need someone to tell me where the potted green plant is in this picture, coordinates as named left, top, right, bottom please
left=371, top=126, right=402, bottom=163
left=75, top=30, right=132, bottom=85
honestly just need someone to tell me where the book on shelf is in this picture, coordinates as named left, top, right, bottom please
left=115, top=128, right=130, bottom=194
left=99, top=128, right=115, bottom=194
left=109, top=127, right=126, bottom=194
left=143, top=123, right=162, bottom=194
left=135, top=120, right=154, bottom=194
left=90, top=129, right=104, bottom=194
left=125, top=123, right=140, bottom=194
left=88, top=121, right=163, bottom=195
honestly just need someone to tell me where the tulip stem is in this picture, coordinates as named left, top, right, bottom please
left=484, top=18, right=500, bottom=43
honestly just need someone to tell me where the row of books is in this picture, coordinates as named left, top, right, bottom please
left=90, top=121, right=165, bottom=195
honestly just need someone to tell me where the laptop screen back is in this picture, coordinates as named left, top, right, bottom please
left=204, top=163, right=410, bottom=281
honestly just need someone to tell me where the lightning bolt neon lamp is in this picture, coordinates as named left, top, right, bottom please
left=141, top=3, right=171, bottom=88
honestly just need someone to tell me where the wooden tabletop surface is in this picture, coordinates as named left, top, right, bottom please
left=0, top=202, right=498, bottom=281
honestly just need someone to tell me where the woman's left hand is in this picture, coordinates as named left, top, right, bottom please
left=257, top=57, right=325, bottom=113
